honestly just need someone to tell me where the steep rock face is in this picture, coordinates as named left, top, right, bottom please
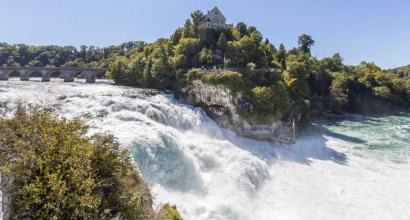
left=182, top=80, right=295, bottom=144
left=184, top=80, right=242, bottom=128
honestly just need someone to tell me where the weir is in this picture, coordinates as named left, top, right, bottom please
left=0, top=67, right=107, bottom=83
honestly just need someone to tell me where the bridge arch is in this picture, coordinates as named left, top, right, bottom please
left=49, top=71, right=64, bottom=78
left=72, top=70, right=85, bottom=79
left=95, top=71, right=106, bottom=79
left=28, top=70, right=42, bottom=78
left=7, top=70, right=21, bottom=78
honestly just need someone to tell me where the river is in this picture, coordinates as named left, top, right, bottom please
left=1, top=78, right=409, bottom=220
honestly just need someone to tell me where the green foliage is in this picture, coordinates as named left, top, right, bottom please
left=202, top=71, right=243, bottom=94
left=246, top=82, right=289, bottom=124
left=157, top=204, right=184, bottom=220
left=247, top=62, right=256, bottom=70
left=329, top=73, right=350, bottom=113
left=187, top=68, right=204, bottom=82
left=173, top=38, right=201, bottom=69
left=199, top=48, right=215, bottom=66
left=297, top=34, right=315, bottom=54
left=190, top=10, right=206, bottom=36
left=284, top=54, right=311, bottom=99
left=390, top=64, right=410, bottom=78
left=251, top=86, right=273, bottom=113
left=0, top=41, right=143, bottom=68
left=277, top=44, right=287, bottom=70
left=373, top=86, right=392, bottom=100
left=0, top=107, right=154, bottom=219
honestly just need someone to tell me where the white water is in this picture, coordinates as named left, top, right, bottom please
left=1, top=78, right=410, bottom=220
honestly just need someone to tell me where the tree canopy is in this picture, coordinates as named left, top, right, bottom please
left=0, top=107, right=182, bottom=220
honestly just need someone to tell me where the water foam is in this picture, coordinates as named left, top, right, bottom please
left=1, top=78, right=410, bottom=220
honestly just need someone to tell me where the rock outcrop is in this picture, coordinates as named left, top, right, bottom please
left=182, top=80, right=295, bottom=144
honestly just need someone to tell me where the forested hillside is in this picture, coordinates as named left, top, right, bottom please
left=0, top=41, right=143, bottom=68
left=108, top=9, right=410, bottom=125
left=2, top=9, right=409, bottom=126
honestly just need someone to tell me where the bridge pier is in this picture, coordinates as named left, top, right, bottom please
left=63, top=71, right=75, bottom=82
left=19, top=70, right=29, bottom=81
left=0, top=70, right=7, bottom=80
left=85, top=71, right=96, bottom=83
left=41, top=70, right=50, bottom=82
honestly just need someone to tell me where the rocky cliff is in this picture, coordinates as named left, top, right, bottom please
left=182, top=80, right=295, bottom=144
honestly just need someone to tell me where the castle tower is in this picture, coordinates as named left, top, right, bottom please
left=199, top=7, right=227, bottom=30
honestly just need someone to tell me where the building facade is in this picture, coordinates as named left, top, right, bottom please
left=199, top=7, right=227, bottom=30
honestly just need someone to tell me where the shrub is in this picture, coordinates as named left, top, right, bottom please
left=186, top=68, right=203, bottom=82
left=202, top=71, right=243, bottom=94
left=373, top=86, right=392, bottom=100
left=157, top=204, right=184, bottom=220
left=0, top=107, right=155, bottom=219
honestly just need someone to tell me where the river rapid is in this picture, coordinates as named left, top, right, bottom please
left=1, top=78, right=410, bottom=220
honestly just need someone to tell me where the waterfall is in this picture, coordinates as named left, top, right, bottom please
left=1, top=78, right=410, bottom=220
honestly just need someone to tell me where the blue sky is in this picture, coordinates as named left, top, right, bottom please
left=1, top=0, right=409, bottom=68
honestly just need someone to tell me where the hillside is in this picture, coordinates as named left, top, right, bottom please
left=109, top=7, right=410, bottom=129
left=390, top=64, right=410, bottom=78
left=1, top=7, right=409, bottom=134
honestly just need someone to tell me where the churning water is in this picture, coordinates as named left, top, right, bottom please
left=1, top=78, right=410, bottom=220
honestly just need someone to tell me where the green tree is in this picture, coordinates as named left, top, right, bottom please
left=277, top=44, right=287, bottom=70
left=330, top=73, right=350, bottom=113
left=217, top=33, right=228, bottom=52
left=284, top=54, right=311, bottom=98
left=199, top=48, right=215, bottom=66
left=297, top=34, right=315, bottom=54
left=190, top=10, right=206, bottom=36
left=236, top=22, right=248, bottom=37
left=0, top=107, right=167, bottom=219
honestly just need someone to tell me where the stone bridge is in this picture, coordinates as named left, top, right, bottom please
left=0, top=67, right=108, bottom=83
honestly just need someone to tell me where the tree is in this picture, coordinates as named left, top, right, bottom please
left=217, top=33, right=227, bottom=52
left=251, top=83, right=290, bottom=121
left=284, top=54, right=311, bottom=98
left=330, top=73, right=350, bottom=113
left=172, top=38, right=200, bottom=68
left=297, top=34, right=315, bottom=54
left=149, top=40, right=174, bottom=89
left=199, top=48, right=214, bottom=67
left=0, top=108, right=159, bottom=219
left=110, top=57, right=130, bottom=84
left=236, top=22, right=248, bottom=37
left=182, top=19, right=194, bottom=38
left=190, top=10, right=205, bottom=36
left=252, top=86, right=274, bottom=113
left=277, top=44, right=287, bottom=70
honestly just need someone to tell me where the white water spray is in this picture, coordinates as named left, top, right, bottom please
left=1, top=78, right=410, bottom=220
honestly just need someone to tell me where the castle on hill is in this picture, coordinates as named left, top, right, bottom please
left=199, top=7, right=227, bottom=30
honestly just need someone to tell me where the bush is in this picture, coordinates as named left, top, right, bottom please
left=186, top=68, right=203, bottom=82
left=202, top=71, right=244, bottom=94
left=0, top=107, right=155, bottom=219
left=157, top=204, right=184, bottom=220
left=329, top=73, right=349, bottom=113
left=373, top=86, right=392, bottom=100
left=250, top=82, right=289, bottom=123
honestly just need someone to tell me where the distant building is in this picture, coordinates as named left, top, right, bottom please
left=199, top=7, right=227, bottom=30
